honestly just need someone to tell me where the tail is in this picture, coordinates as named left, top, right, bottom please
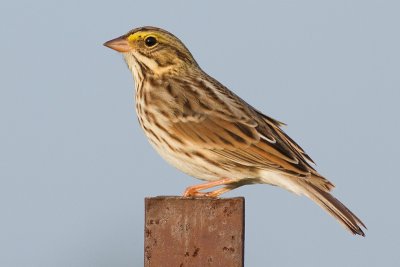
left=301, top=179, right=366, bottom=236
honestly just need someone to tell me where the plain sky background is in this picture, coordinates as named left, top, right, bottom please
left=1, top=0, right=399, bottom=266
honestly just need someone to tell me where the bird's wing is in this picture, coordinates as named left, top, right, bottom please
left=164, top=75, right=333, bottom=190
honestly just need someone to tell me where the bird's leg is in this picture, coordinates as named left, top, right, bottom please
left=203, top=184, right=241, bottom=197
left=183, top=178, right=235, bottom=197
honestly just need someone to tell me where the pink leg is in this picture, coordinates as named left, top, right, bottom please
left=183, top=178, right=236, bottom=197
left=204, top=185, right=240, bottom=197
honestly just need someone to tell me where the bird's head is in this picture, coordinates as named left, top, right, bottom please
left=104, top=26, right=198, bottom=76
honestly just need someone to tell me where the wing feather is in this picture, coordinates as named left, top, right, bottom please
left=163, top=75, right=332, bottom=189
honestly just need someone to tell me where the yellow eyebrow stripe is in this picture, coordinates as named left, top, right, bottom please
left=127, top=32, right=160, bottom=42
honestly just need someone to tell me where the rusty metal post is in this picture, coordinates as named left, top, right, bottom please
left=144, top=196, right=245, bottom=267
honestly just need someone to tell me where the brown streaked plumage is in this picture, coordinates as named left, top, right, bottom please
left=104, top=26, right=366, bottom=236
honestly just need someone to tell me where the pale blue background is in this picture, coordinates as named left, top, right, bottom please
left=1, top=0, right=399, bottom=266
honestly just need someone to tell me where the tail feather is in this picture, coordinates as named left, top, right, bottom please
left=301, top=180, right=366, bottom=236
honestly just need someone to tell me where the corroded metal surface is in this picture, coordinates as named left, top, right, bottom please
left=144, top=196, right=244, bottom=267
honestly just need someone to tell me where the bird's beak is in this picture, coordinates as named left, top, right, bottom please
left=103, top=36, right=131, bottom=52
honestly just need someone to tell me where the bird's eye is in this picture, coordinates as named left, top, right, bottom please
left=144, top=36, right=157, bottom=47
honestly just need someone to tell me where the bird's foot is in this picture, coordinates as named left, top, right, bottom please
left=182, top=178, right=237, bottom=198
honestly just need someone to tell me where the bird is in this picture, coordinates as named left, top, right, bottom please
left=104, top=26, right=366, bottom=236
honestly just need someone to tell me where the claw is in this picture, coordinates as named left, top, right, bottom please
left=183, top=188, right=207, bottom=197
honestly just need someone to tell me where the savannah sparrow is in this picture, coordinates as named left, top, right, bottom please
left=104, top=26, right=365, bottom=236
